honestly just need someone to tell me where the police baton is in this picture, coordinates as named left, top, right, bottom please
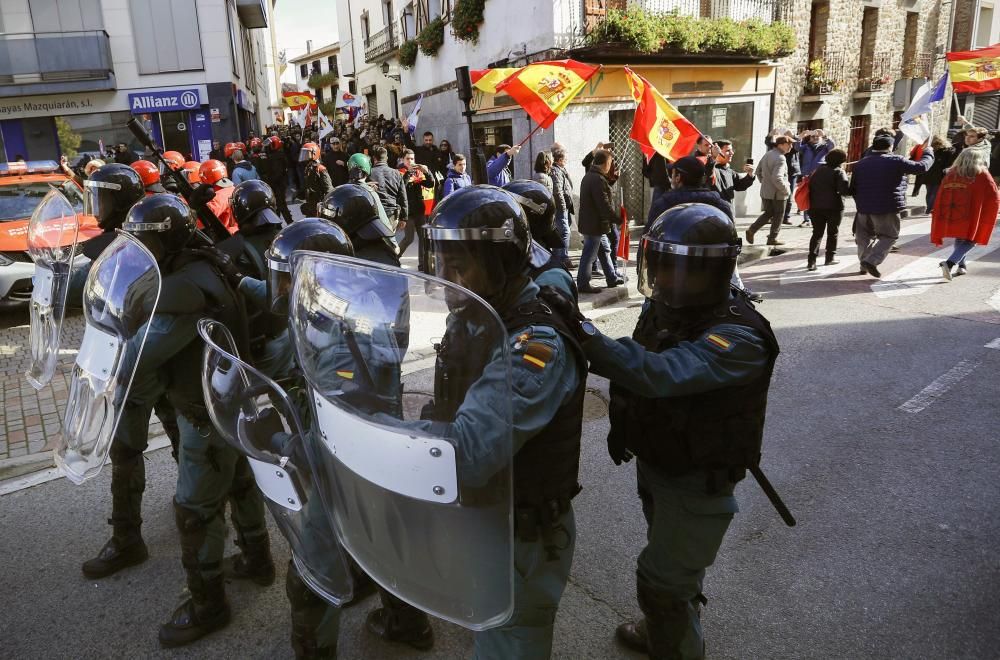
left=749, top=465, right=796, bottom=527
left=126, top=117, right=230, bottom=242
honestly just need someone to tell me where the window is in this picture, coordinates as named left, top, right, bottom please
left=311, top=60, right=321, bottom=75
left=130, top=0, right=205, bottom=74
left=976, top=5, right=994, bottom=48
left=328, top=56, right=337, bottom=75
left=361, top=12, right=370, bottom=41
left=473, top=119, right=514, bottom=158
left=227, top=0, right=240, bottom=76
left=382, top=0, right=393, bottom=25
left=300, top=63, right=308, bottom=78
left=847, top=115, right=871, bottom=168
left=317, top=88, right=324, bottom=105
left=402, top=4, right=415, bottom=39
left=808, top=0, right=829, bottom=63
left=390, top=89, right=399, bottom=119
left=28, top=0, right=105, bottom=31
left=797, top=119, right=824, bottom=133
left=901, top=12, right=918, bottom=77
left=676, top=102, right=755, bottom=174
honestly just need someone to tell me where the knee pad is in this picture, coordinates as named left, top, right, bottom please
left=286, top=561, right=324, bottom=611
left=173, top=499, right=211, bottom=569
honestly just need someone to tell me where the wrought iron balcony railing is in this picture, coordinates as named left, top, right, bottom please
left=805, top=49, right=852, bottom=95
left=584, top=0, right=790, bottom=26
left=901, top=52, right=933, bottom=79
left=858, top=50, right=896, bottom=92
left=0, top=30, right=113, bottom=84
left=364, top=22, right=401, bottom=63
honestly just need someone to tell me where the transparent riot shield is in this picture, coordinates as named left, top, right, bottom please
left=26, top=189, right=80, bottom=389
left=289, top=251, right=514, bottom=631
left=198, top=318, right=353, bottom=606
left=56, top=233, right=161, bottom=485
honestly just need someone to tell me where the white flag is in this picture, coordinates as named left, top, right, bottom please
left=405, top=94, right=423, bottom=137
left=317, top=107, right=334, bottom=140
left=336, top=88, right=363, bottom=109
left=353, top=104, right=367, bottom=129
left=899, top=80, right=934, bottom=144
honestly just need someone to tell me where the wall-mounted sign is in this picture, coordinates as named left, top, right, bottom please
left=177, top=122, right=186, bottom=131
left=128, top=87, right=202, bottom=114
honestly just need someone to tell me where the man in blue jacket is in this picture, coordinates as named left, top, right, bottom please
left=230, top=150, right=259, bottom=185
left=849, top=134, right=933, bottom=278
left=487, top=143, right=520, bottom=186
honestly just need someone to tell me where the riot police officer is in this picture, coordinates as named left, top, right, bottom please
left=362, top=185, right=590, bottom=658
left=262, top=135, right=293, bottom=224
left=317, top=183, right=399, bottom=267
left=503, top=179, right=576, bottom=295
left=541, top=203, right=781, bottom=660
left=119, top=195, right=273, bottom=647
left=299, top=141, right=333, bottom=217
left=229, top=179, right=283, bottom=271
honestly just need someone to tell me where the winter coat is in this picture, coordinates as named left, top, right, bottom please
left=922, top=147, right=956, bottom=186
left=849, top=149, right=934, bottom=214
left=578, top=166, right=618, bottom=236
left=931, top=169, right=999, bottom=245
left=550, top=163, right=574, bottom=215
left=323, top=149, right=350, bottom=186
left=757, top=148, right=790, bottom=200
left=230, top=161, right=259, bottom=186
left=441, top=165, right=472, bottom=198
left=401, top=165, right=434, bottom=218
left=807, top=163, right=851, bottom=211
left=487, top=152, right=512, bottom=187
left=369, top=161, right=407, bottom=218
left=798, top=138, right=836, bottom=176
left=532, top=171, right=553, bottom=192
left=712, top=163, right=755, bottom=202
left=647, top=187, right=733, bottom=225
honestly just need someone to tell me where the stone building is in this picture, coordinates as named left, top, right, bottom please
left=289, top=41, right=342, bottom=115
left=773, top=0, right=1000, bottom=160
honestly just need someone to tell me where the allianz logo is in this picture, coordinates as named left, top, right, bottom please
left=131, top=91, right=199, bottom=110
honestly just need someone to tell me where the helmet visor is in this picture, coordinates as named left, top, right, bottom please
left=638, top=236, right=740, bottom=306
left=298, top=148, right=313, bottom=163
left=83, top=179, right=121, bottom=225
left=267, top=255, right=292, bottom=316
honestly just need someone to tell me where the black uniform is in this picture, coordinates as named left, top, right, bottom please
left=301, top=161, right=333, bottom=217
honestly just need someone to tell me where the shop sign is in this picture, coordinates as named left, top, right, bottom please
left=128, top=87, right=202, bottom=114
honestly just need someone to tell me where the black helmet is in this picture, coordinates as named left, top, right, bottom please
left=121, top=193, right=197, bottom=262
left=638, top=203, right=741, bottom=308
left=424, top=185, right=530, bottom=302
left=502, top=179, right=560, bottom=251
left=84, top=163, right=145, bottom=230
left=265, top=218, right=354, bottom=316
left=318, top=184, right=394, bottom=240
left=230, top=179, right=278, bottom=230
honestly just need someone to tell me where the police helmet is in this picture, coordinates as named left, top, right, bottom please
left=84, top=163, right=145, bottom=230
left=121, top=193, right=197, bottom=262
left=638, top=203, right=741, bottom=308
left=230, top=179, right=279, bottom=231
left=318, top=184, right=393, bottom=241
left=264, top=218, right=354, bottom=316
left=348, top=153, right=372, bottom=181
left=424, top=185, right=530, bottom=301
left=264, top=136, right=283, bottom=152
left=502, top=179, right=560, bottom=251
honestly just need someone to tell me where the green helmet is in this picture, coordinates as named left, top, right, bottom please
left=348, top=153, right=372, bottom=178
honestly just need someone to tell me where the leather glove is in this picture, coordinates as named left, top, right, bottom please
left=188, top=246, right=244, bottom=287
left=606, top=386, right=635, bottom=466
left=189, top=184, right=217, bottom=209
left=538, top=285, right=593, bottom=345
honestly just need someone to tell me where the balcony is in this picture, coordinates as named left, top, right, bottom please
left=0, top=31, right=115, bottom=95
left=858, top=50, right=896, bottom=93
left=584, top=0, right=789, bottom=26
left=236, top=0, right=268, bottom=29
left=364, top=23, right=401, bottom=63
left=901, top=52, right=933, bottom=79
left=804, top=49, right=851, bottom=96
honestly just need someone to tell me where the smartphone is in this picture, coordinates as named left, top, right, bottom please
left=746, top=158, right=754, bottom=165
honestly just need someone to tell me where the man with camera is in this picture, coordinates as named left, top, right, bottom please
left=711, top=139, right=756, bottom=204
left=397, top=149, right=435, bottom=267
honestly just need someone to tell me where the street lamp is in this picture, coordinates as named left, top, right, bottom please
left=381, top=61, right=401, bottom=82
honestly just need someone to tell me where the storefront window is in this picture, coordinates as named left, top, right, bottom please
left=56, top=112, right=143, bottom=163
left=675, top=101, right=755, bottom=166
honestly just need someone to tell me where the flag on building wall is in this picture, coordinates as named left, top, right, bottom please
left=282, top=90, right=315, bottom=110
left=336, top=88, right=363, bottom=109
left=470, top=68, right=520, bottom=95
left=623, top=67, right=701, bottom=162
left=947, top=43, right=1000, bottom=93
left=494, top=60, right=601, bottom=128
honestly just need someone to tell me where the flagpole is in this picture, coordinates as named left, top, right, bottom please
left=515, top=122, right=545, bottom=149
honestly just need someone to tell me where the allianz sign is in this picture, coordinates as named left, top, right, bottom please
left=128, top=89, right=201, bottom=113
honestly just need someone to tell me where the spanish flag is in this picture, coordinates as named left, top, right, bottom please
left=282, top=90, right=316, bottom=110
left=947, top=43, right=1000, bottom=93
left=494, top=60, right=601, bottom=128
left=623, top=67, right=701, bottom=162
left=471, top=68, right=520, bottom=95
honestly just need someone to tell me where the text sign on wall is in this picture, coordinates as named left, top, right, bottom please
left=128, top=88, right=202, bottom=114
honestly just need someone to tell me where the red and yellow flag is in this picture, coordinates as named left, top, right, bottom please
left=494, top=60, right=601, bottom=128
left=947, top=43, right=1000, bottom=93
left=623, top=67, right=701, bottom=162
left=282, top=90, right=316, bottom=110
left=470, top=68, right=520, bottom=95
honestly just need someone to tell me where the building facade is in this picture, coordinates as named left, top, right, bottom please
left=0, top=0, right=277, bottom=163
left=336, top=0, right=405, bottom=121
left=289, top=41, right=342, bottom=115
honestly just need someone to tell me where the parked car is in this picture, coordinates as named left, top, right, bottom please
left=0, top=160, right=100, bottom=306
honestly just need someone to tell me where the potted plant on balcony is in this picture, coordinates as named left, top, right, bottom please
left=399, top=39, right=418, bottom=68
left=452, top=0, right=486, bottom=44
left=417, top=17, right=446, bottom=56
left=806, top=59, right=842, bottom=95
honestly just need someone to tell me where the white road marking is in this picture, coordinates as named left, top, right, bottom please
left=989, top=286, right=1000, bottom=313
left=985, top=338, right=1000, bottom=350
left=779, top=220, right=932, bottom=285
left=872, top=234, right=1000, bottom=298
left=898, top=360, right=981, bottom=413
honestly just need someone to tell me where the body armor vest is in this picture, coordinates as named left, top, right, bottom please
left=429, top=297, right=587, bottom=510
left=609, top=293, right=779, bottom=483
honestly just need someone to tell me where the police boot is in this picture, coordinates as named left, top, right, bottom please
left=366, top=590, right=434, bottom=651
left=81, top=444, right=148, bottom=579
left=636, top=581, right=705, bottom=660
left=615, top=617, right=649, bottom=654
left=287, top=562, right=337, bottom=659
left=158, top=573, right=231, bottom=648
left=227, top=529, right=276, bottom=587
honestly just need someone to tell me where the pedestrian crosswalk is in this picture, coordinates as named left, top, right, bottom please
left=871, top=235, right=1000, bottom=298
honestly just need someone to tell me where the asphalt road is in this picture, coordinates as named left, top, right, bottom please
left=1, top=224, right=998, bottom=659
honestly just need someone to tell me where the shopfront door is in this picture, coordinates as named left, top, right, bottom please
left=23, top=117, right=59, bottom=161
left=159, top=111, right=192, bottom=156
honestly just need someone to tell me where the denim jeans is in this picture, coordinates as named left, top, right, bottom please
left=554, top=210, right=571, bottom=257
left=925, top=183, right=940, bottom=213
left=947, top=238, right=976, bottom=266
left=577, top=233, right=618, bottom=288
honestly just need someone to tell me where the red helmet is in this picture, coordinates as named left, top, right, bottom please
left=300, top=142, right=320, bottom=162
left=265, top=136, right=283, bottom=151
left=199, top=159, right=228, bottom=186
left=223, top=142, right=239, bottom=158
left=162, top=151, right=185, bottom=170
left=248, top=137, right=263, bottom=152
left=132, top=160, right=160, bottom=187
left=182, top=161, right=201, bottom=184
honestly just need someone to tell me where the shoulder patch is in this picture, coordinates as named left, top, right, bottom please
left=511, top=326, right=559, bottom=372
left=705, top=333, right=733, bottom=351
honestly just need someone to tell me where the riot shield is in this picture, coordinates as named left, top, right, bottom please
left=198, top=318, right=353, bottom=606
left=56, top=233, right=161, bottom=485
left=26, top=189, right=80, bottom=389
left=289, top=251, right=514, bottom=631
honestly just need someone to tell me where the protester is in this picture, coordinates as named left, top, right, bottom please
left=921, top=136, right=956, bottom=212
left=956, top=116, right=993, bottom=162
left=230, top=150, right=259, bottom=185
left=850, top=134, right=934, bottom=278
left=765, top=129, right=800, bottom=225
left=533, top=151, right=553, bottom=192
left=441, top=153, right=472, bottom=197
left=649, top=156, right=733, bottom=222
left=323, top=137, right=350, bottom=186
left=643, top=153, right=670, bottom=202
left=711, top=139, right=755, bottom=204
left=487, top=144, right=519, bottom=186
left=745, top=135, right=793, bottom=246
left=577, top=149, right=623, bottom=293
left=931, top=148, right=999, bottom=280
left=804, top=148, right=850, bottom=271
left=550, top=144, right=575, bottom=262
left=369, top=146, right=408, bottom=225
left=438, top=139, right=455, bottom=165
left=397, top=149, right=435, bottom=266
left=798, top=129, right=836, bottom=227
left=114, top=143, right=138, bottom=165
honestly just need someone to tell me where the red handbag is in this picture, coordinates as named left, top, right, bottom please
left=794, top=175, right=811, bottom=211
